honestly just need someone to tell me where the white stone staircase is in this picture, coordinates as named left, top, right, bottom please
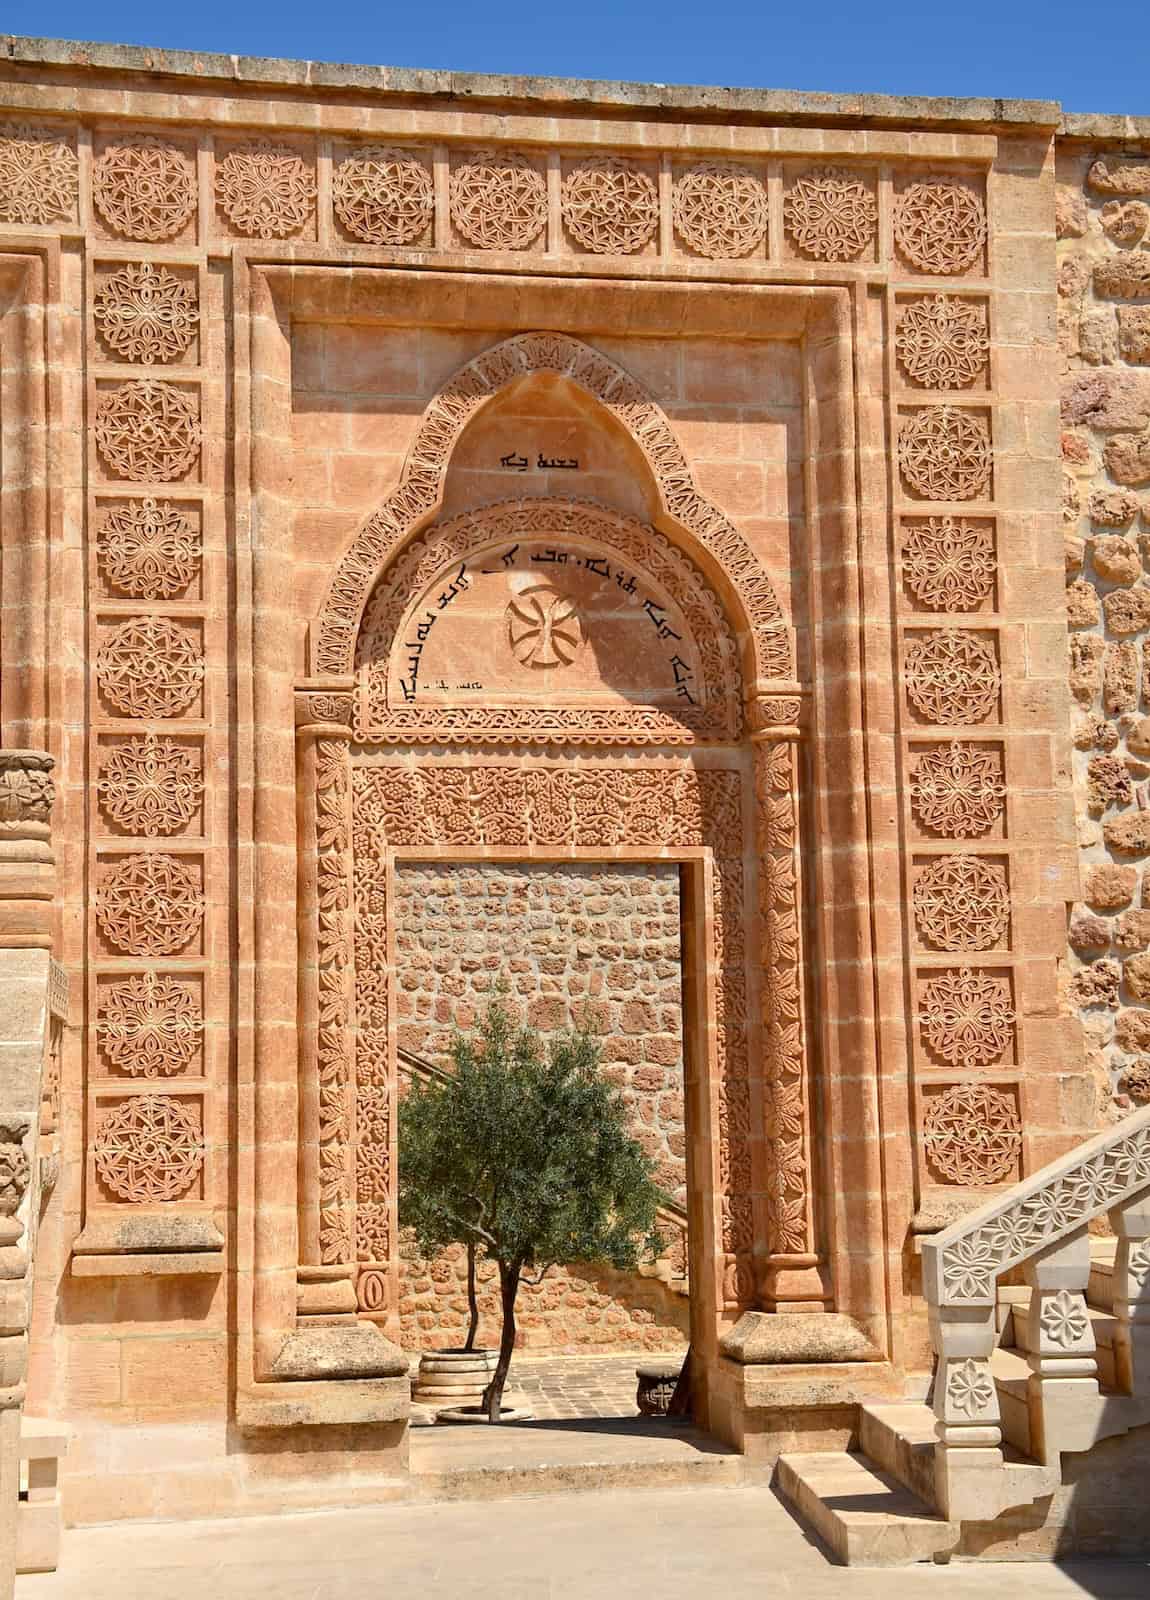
left=777, top=1107, right=1150, bottom=1564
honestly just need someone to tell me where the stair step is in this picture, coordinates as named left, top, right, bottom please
left=999, top=1292, right=1119, bottom=1390
left=858, top=1401, right=938, bottom=1507
left=776, top=1451, right=956, bottom=1567
left=991, top=1346, right=1032, bottom=1456
left=1089, top=1237, right=1118, bottom=1311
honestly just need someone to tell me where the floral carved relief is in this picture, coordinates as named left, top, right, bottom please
left=94, top=381, right=201, bottom=483
left=96, top=852, right=203, bottom=957
left=946, top=1357, right=997, bottom=1417
left=783, top=167, right=877, bottom=262
left=96, top=616, right=203, bottom=719
left=0, top=1122, right=31, bottom=1217
left=0, top=751, right=54, bottom=824
left=561, top=157, right=659, bottom=255
left=97, top=733, right=203, bottom=837
left=896, top=295, right=990, bottom=390
left=672, top=163, right=767, bottom=258
left=94, top=1094, right=204, bottom=1203
left=94, top=263, right=198, bottom=366
left=904, top=631, right=1000, bottom=725
left=894, top=178, right=987, bottom=276
left=1041, top=1288, right=1090, bottom=1349
left=449, top=150, right=547, bottom=251
left=98, top=973, right=202, bottom=1078
left=215, top=140, right=315, bottom=239
left=923, top=1084, right=1022, bottom=1186
left=920, top=967, right=1015, bottom=1068
left=333, top=145, right=433, bottom=245
left=96, top=498, right=200, bottom=600
left=898, top=407, right=991, bottom=502
left=0, top=122, right=77, bottom=224
left=913, top=854, right=1010, bottom=953
left=315, top=739, right=356, bottom=1266
left=93, top=136, right=196, bottom=242
left=902, top=517, right=995, bottom=612
left=910, top=743, right=1005, bottom=838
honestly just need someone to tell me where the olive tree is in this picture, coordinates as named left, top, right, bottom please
left=398, top=999, right=667, bottom=1420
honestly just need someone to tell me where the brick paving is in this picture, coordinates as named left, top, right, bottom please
left=507, top=1352, right=685, bottom=1419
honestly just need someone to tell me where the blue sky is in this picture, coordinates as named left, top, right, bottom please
left=3, top=1, right=1146, bottom=114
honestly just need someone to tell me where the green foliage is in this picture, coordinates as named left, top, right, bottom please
left=398, top=999, right=668, bottom=1281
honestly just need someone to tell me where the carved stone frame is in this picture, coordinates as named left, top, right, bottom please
left=237, top=263, right=892, bottom=1434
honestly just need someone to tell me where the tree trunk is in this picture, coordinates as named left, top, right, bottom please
left=464, top=1240, right=479, bottom=1352
left=483, top=1259, right=520, bottom=1422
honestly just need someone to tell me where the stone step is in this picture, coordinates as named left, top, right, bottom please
left=992, top=1345, right=1032, bottom=1456
left=999, top=1291, right=1119, bottom=1390
left=858, top=1401, right=938, bottom=1508
left=1089, top=1236, right=1118, bottom=1312
left=776, top=1451, right=956, bottom=1566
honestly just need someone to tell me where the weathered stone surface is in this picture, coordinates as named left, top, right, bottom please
left=1120, top=1058, right=1150, bottom=1101
left=1063, top=429, right=1093, bottom=465
left=1056, top=186, right=1087, bottom=238
left=1104, top=432, right=1150, bottom=486
left=1075, top=714, right=1120, bottom=751
left=1069, top=911, right=1113, bottom=950
left=1103, top=639, right=1140, bottom=712
left=1094, top=255, right=1150, bottom=299
left=1100, top=200, right=1150, bottom=243
left=1084, top=862, right=1137, bottom=908
left=1114, top=1007, right=1150, bottom=1050
left=1088, top=158, right=1150, bottom=196
left=269, top=1326, right=409, bottom=1380
left=1067, top=578, right=1101, bottom=628
left=1087, top=753, right=1134, bottom=809
left=1118, top=306, right=1150, bottom=365
left=1071, top=632, right=1107, bottom=702
left=1103, top=810, right=1150, bottom=854
left=1115, top=908, right=1150, bottom=950
left=1103, top=584, right=1150, bottom=635
left=1063, top=371, right=1150, bottom=432
left=1127, top=715, right=1150, bottom=756
left=1069, top=959, right=1121, bottom=1007
left=719, top=1312, right=877, bottom=1365
left=1080, top=310, right=1118, bottom=366
left=1090, top=493, right=1142, bottom=532
left=1125, top=951, right=1150, bottom=999
left=1064, top=472, right=1083, bottom=523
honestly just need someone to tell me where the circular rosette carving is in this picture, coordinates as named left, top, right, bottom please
left=94, top=263, right=198, bottom=366
left=946, top=1357, right=996, bottom=1418
left=920, top=967, right=1015, bottom=1067
left=896, top=295, right=989, bottom=390
left=913, top=854, right=1010, bottom=953
left=898, top=407, right=991, bottom=502
left=506, top=588, right=584, bottom=668
left=902, top=517, right=995, bottom=612
left=96, top=616, right=203, bottom=720
left=97, top=733, right=203, bottom=837
left=215, top=140, right=316, bottom=239
left=783, top=167, right=877, bottom=262
left=97, top=498, right=200, bottom=600
left=0, top=122, right=77, bottom=225
left=923, top=1084, right=1021, bottom=1186
left=561, top=158, right=658, bottom=255
left=93, top=137, right=196, bottom=242
left=894, top=178, right=987, bottom=276
left=672, top=163, right=767, bottom=258
left=99, top=972, right=202, bottom=1078
left=333, top=145, right=433, bottom=245
left=96, top=852, right=203, bottom=957
left=910, top=743, right=1005, bottom=838
left=93, top=1094, right=204, bottom=1203
left=94, top=380, right=201, bottom=484
left=904, top=630, right=1000, bottom=725
left=450, top=150, right=547, bottom=251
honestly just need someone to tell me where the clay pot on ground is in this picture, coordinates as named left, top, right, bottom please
left=412, top=1347, right=498, bottom=1406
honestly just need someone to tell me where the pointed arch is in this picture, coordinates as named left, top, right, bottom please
left=310, top=331, right=793, bottom=684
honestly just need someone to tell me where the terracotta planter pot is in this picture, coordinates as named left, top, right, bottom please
left=412, top=1347, right=498, bottom=1404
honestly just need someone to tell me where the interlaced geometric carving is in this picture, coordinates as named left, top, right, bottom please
left=95, top=852, right=203, bottom=956
left=333, top=145, right=434, bottom=245
left=904, top=631, right=1000, bottom=725
left=561, top=158, right=659, bottom=254
left=214, top=140, right=316, bottom=239
left=99, top=972, right=202, bottom=1078
left=920, top=967, right=1015, bottom=1067
left=671, top=163, right=767, bottom=258
left=902, top=517, right=995, bottom=612
left=783, top=167, right=878, bottom=261
left=895, top=294, right=990, bottom=389
left=93, top=380, right=201, bottom=483
left=0, top=122, right=77, bottom=224
left=97, top=498, right=200, bottom=600
left=923, top=1084, right=1021, bottom=1186
left=894, top=178, right=987, bottom=276
left=96, top=616, right=203, bottom=719
left=506, top=590, right=584, bottom=668
left=92, top=136, right=196, bottom=241
left=449, top=150, right=547, bottom=251
left=93, top=1094, right=204, bottom=1203
left=913, top=854, right=1010, bottom=952
left=94, top=263, right=198, bottom=366
left=97, top=733, right=203, bottom=837
left=910, top=743, right=1005, bottom=838
left=898, top=407, right=991, bottom=501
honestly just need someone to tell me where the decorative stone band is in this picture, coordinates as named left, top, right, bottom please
left=923, top=1103, right=1150, bottom=1310
left=310, top=330, right=792, bottom=687
left=0, top=749, right=54, bottom=830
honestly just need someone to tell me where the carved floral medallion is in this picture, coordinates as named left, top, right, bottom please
left=96, top=852, right=203, bottom=957
left=902, top=517, right=995, bottom=612
left=913, top=853, right=1010, bottom=952
left=898, top=406, right=992, bottom=502
left=923, top=1084, right=1021, bottom=1186
left=333, top=145, right=434, bottom=245
left=904, top=631, right=1000, bottom=725
left=449, top=151, right=547, bottom=251
left=561, top=158, right=659, bottom=254
left=92, top=137, right=196, bottom=241
left=97, top=732, right=203, bottom=837
left=96, top=498, right=200, bottom=600
left=783, top=167, right=877, bottom=261
left=920, top=967, right=1015, bottom=1067
left=215, top=140, right=316, bottom=239
left=96, top=616, right=203, bottom=720
left=94, top=380, right=201, bottom=483
left=0, top=122, right=77, bottom=224
left=672, top=163, right=767, bottom=258
left=99, top=973, right=202, bottom=1078
left=910, top=742, right=1005, bottom=838
left=94, top=1094, right=204, bottom=1203
left=94, top=263, right=198, bottom=366
left=894, top=178, right=987, bottom=276
left=895, top=294, right=990, bottom=389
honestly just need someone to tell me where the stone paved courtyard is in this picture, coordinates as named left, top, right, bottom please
left=17, top=1485, right=1150, bottom=1600
left=504, top=1353, right=670, bottom=1419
